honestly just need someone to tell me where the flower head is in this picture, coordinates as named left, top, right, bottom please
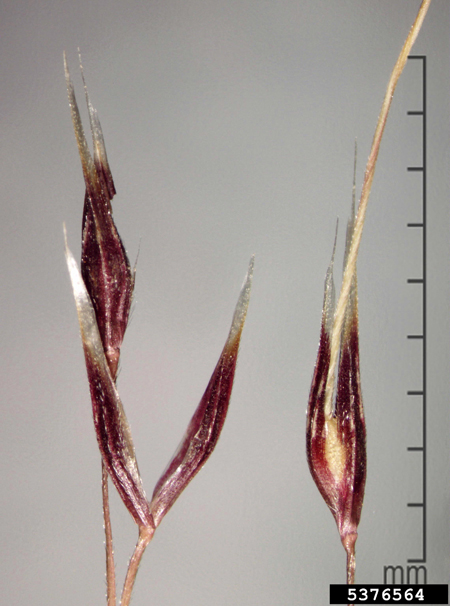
left=306, top=208, right=366, bottom=582
left=63, top=54, right=253, bottom=536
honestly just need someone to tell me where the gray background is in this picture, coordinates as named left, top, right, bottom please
left=1, top=1, right=448, bottom=604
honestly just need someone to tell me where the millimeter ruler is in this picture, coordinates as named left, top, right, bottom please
left=383, top=55, right=427, bottom=586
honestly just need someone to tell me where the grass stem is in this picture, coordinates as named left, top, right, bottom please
left=120, top=526, right=154, bottom=606
left=102, top=461, right=116, bottom=606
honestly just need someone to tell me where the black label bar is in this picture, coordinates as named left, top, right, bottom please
left=329, top=584, right=448, bottom=604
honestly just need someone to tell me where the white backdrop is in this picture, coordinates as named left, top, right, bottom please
left=1, top=1, right=448, bottom=604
